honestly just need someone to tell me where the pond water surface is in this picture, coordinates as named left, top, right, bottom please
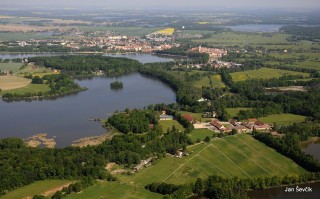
left=0, top=73, right=176, bottom=147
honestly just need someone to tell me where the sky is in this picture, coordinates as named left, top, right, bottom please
left=1, top=0, right=320, bottom=9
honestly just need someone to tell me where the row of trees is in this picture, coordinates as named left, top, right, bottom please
left=253, top=132, right=320, bottom=172
left=146, top=173, right=320, bottom=199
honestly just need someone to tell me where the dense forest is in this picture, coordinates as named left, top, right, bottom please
left=28, top=55, right=141, bottom=76
left=280, top=25, right=320, bottom=42
left=107, top=109, right=158, bottom=134
left=0, top=112, right=192, bottom=196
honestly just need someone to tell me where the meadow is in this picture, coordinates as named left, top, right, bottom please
left=259, top=113, right=306, bottom=126
left=16, top=65, right=60, bottom=77
left=193, top=74, right=225, bottom=88
left=118, top=134, right=306, bottom=187
left=1, top=180, right=72, bottom=199
left=65, top=181, right=162, bottom=199
left=192, top=32, right=291, bottom=48
left=230, top=67, right=310, bottom=82
left=159, top=120, right=184, bottom=132
left=0, top=63, right=23, bottom=73
left=188, top=129, right=215, bottom=142
left=78, top=26, right=163, bottom=36
left=0, top=83, right=50, bottom=95
left=226, top=107, right=252, bottom=118
left=0, top=76, right=31, bottom=91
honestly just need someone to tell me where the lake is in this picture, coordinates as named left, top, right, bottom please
left=0, top=73, right=176, bottom=147
left=226, top=24, right=283, bottom=33
left=301, top=139, right=320, bottom=162
left=0, top=53, right=174, bottom=64
left=104, top=53, right=174, bottom=64
left=248, top=182, right=320, bottom=199
left=0, top=53, right=66, bottom=60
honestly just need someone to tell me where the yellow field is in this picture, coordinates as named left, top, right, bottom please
left=0, top=76, right=31, bottom=91
left=155, top=28, right=175, bottom=35
left=197, top=21, right=208, bottom=24
left=0, top=15, right=15, bottom=19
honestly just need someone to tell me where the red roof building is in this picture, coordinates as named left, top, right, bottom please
left=183, top=114, right=194, bottom=123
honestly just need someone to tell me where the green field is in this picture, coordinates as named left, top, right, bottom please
left=1, top=180, right=72, bottom=199
left=259, top=114, right=306, bottom=126
left=118, top=134, right=306, bottom=187
left=16, top=65, right=59, bottom=77
left=192, top=32, right=290, bottom=47
left=0, top=83, right=51, bottom=95
left=0, top=32, right=52, bottom=41
left=0, top=63, right=23, bottom=73
left=226, top=107, right=252, bottom=118
left=159, top=120, right=184, bottom=132
left=65, top=181, right=162, bottom=199
left=189, top=129, right=215, bottom=142
left=78, top=26, right=162, bottom=36
left=193, top=74, right=225, bottom=88
left=191, top=31, right=317, bottom=51
left=230, top=67, right=310, bottom=82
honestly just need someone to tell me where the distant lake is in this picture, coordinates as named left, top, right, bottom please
left=0, top=53, right=175, bottom=64
left=0, top=53, right=66, bottom=60
left=0, top=73, right=176, bottom=147
left=226, top=24, right=283, bottom=33
left=104, top=53, right=174, bottom=64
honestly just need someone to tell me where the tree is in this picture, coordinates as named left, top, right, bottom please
left=73, top=182, right=83, bottom=192
left=204, top=136, right=211, bottom=142
left=194, top=178, right=204, bottom=194
left=231, top=128, right=238, bottom=135
left=33, top=195, right=45, bottom=199
left=31, top=76, right=43, bottom=84
left=51, top=191, right=63, bottom=199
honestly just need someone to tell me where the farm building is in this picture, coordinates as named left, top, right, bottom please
left=134, top=157, right=153, bottom=172
left=160, top=114, right=174, bottom=120
left=183, top=114, right=195, bottom=123
left=210, top=119, right=225, bottom=131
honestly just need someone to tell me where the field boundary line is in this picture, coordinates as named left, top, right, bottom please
left=219, top=138, right=274, bottom=176
left=211, top=143, right=252, bottom=179
left=188, top=160, right=211, bottom=178
left=162, top=144, right=211, bottom=182
left=234, top=135, right=289, bottom=175
left=197, top=154, right=233, bottom=178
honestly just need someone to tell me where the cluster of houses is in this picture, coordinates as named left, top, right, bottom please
left=3, top=28, right=178, bottom=53
left=160, top=110, right=272, bottom=134
left=211, top=118, right=271, bottom=133
left=189, top=46, right=227, bottom=59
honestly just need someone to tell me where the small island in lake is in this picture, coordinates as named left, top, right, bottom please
left=110, top=81, right=123, bottom=89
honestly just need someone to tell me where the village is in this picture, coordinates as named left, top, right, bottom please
left=130, top=110, right=276, bottom=173
left=160, top=111, right=272, bottom=135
